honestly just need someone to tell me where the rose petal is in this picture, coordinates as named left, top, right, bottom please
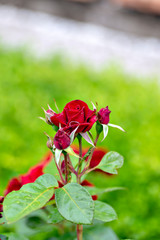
left=69, top=108, right=85, bottom=123
left=53, top=112, right=67, bottom=127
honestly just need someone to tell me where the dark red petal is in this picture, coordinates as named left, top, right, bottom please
left=86, top=109, right=96, bottom=119
left=64, top=100, right=89, bottom=119
left=4, top=177, right=22, bottom=196
left=50, top=112, right=66, bottom=127
left=56, top=112, right=67, bottom=126
left=84, top=115, right=97, bottom=132
left=54, top=129, right=71, bottom=150
left=98, top=106, right=111, bottom=125
left=63, top=123, right=90, bottom=134
left=69, top=108, right=85, bottom=123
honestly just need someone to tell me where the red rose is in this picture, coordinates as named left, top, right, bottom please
left=47, top=100, right=97, bottom=133
left=54, top=129, right=71, bottom=150
left=98, top=106, right=111, bottom=125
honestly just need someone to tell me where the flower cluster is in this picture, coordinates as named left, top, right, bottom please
left=44, top=100, right=111, bottom=150
left=1, top=99, right=124, bottom=240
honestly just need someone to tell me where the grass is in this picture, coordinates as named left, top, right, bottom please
left=0, top=47, right=160, bottom=239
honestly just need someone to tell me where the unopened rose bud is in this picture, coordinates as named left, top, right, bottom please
left=0, top=204, right=3, bottom=212
left=54, top=129, right=70, bottom=150
left=47, top=138, right=54, bottom=149
left=98, top=106, right=111, bottom=125
left=0, top=196, right=4, bottom=203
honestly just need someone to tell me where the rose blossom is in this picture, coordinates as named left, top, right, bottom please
left=98, top=106, right=111, bottom=125
left=47, top=100, right=97, bottom=133
left=54, top=129, right=71, bottom=150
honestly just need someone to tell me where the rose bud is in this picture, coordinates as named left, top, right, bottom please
left=98, top=106, right=111, bottom=125
left=54, top=129, right=71, bottom=150
left=0, top=196, right=4, bottom=203
left=46, top=137, right=54, bottom=149
left=0, top=204, right=3, bottom=212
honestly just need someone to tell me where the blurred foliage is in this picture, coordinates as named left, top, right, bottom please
left=0, top=47, right=160, bottom=240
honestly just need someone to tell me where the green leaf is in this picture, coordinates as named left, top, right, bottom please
left=0, top=234, right=7, bottom=240
left=55, top=183, right=94, bottom=225
left=0, top=215, right=6, bottom=225
left=94, top=201, right=117, bottom=222
left=96, top=151, right=124, bottom=174
left=46, top=205, right=64, bottom=224
left=43, top=159, right=59, bottom=180
left=84, top=186, right=125, bottom=196
left=3, top=174, right=58, bottom=224
left=2, top=233, right=28, bottom=240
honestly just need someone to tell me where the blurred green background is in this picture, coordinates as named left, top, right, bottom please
left=0, top=47, right=160, bottom=240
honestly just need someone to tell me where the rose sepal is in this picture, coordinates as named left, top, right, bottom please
left=108, top=123, right=125, bottom=132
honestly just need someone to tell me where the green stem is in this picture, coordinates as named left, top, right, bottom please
left=77, top=137, right=82, bottom=183
left=76, top=137, right=83, bottom=239
left=64, top=154, right=69, bottom=184
left=54, top=155, right=65, bottom=184
left=79, top=133, right=100, bottom=177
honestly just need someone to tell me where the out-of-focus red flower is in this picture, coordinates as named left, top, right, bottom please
left=4, top=145, right=109, bottom=201
left=98, top=106, right=111, bottom=125
left=72, top=145, right=110, bottom=172
left=4, top=152, right=53, bottom=196
left=4, top=177, right=22, bottom=196
left=46, top=100, right=97, bottom=134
